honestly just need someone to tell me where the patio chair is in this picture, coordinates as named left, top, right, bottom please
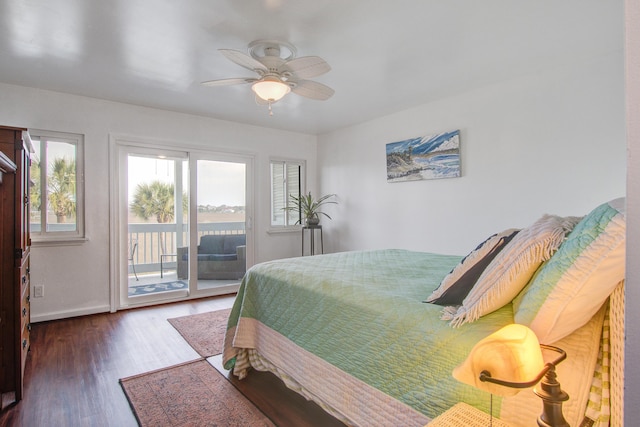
left=129, top=241, right=139, bottom=281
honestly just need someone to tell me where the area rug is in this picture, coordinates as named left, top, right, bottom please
left=128, top=280, right=188, bottom=296
left=167, top=308, right=232, bottom=357
left=120, top=359, right=275, bottom=427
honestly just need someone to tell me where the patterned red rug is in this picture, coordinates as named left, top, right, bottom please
left=167, top=308, right=232, bottom=357
left=120, top=359, right=275, bottom=427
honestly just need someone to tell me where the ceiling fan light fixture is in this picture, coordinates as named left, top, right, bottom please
left=203, top=40, right=334, bottom=115
left=251, top=77, right=291, bottom=102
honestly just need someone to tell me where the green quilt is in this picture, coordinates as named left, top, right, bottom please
left=223, top=249, right=514, bottom=420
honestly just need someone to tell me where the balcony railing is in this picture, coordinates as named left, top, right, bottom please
left=128, top=222, right=245, bottom=274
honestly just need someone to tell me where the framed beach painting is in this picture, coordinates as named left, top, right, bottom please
left=386, top=130, right=460, bottom=182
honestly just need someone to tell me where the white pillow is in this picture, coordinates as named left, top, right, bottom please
left=443, top=214, right=582, bottom=327
left=513, top=198, right=625, bottom=343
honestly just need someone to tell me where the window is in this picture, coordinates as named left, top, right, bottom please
left=270, top=159, right=304, bottom=227
left=29, top=129, right=85, bottom=242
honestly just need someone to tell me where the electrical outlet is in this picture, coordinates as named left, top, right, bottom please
left=34, top=285, right=44, bottom=298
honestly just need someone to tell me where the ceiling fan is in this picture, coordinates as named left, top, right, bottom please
left=201, top=40, right=334, bottom=115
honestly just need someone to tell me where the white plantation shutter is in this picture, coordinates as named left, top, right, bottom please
left=271, top=162, right=285, bottom=225
left=270, top=160, right=303, bottom=227
left=286, top=164, right=301, bottom=225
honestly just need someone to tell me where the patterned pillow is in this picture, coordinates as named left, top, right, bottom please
left=425, top=229, right=519, bottom=306
left=513, top=198, right=625, bottom=344
left=442, top=214, right=582, bottom=327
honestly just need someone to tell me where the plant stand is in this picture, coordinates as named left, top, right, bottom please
left=302, top=225, right=323, bottom=256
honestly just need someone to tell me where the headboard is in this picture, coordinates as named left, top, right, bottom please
left=610, top=280, right=625, bottom=426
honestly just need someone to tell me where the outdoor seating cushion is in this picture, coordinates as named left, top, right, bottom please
left=198, top=235, right=224, bottom=254
left=223, top=234, right=245, bottom=253
left=197, top=234, right=246, bottom=257
left=181, top=234, right=246, bottom=261
left=197, top=253, right=238, bottom=261
left=177, top=233, right=246, bottom=280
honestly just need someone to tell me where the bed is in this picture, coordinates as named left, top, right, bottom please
left=223, top=198, right=625, bottom=426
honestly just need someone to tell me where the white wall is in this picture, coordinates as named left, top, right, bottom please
left=624, top=0, right=639, bottom=422
left=0, top=82, right=317, bottom=321
left=318, top=52, right=626, bottom=256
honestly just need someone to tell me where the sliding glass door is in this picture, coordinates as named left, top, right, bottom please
left=115, top=142, right=252, bottom=309
left=191, top=157, right=247, bottom=293
left=121, top=148, right=189, bottom=306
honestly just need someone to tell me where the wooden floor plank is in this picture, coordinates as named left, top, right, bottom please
left=0, top=295, right=346, bottom=427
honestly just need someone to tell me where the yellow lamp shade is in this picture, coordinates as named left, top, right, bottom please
left=453, top=324, right=545, bottom=397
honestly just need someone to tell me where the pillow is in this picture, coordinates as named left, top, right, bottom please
left=513, top=197, right=625, bottom=344
left=442, top=214, right=582, bottom=327
left=425, top=229, right=520, bottom=306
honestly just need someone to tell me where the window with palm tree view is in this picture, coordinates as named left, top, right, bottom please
left=29, top=130, right=85, bottom=240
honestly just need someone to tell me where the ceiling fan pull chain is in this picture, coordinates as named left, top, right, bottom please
left=268, top=100, right=274, bottom=116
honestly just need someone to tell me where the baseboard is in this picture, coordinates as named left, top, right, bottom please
left=30, top=304, right=111, bottom=323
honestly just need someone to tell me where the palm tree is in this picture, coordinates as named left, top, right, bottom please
left=130, top=181, right=188, bottom=258
left=48, top=158, right=76, bottom=223
left=30, top=159, right=41, bottom=213
left=130, top=181, right=186, bottom=223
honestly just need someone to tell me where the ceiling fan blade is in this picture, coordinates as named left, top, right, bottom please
left=201, top=77, right=257, bottom=87
left=291, top=80, right=335, bottom=100
left=219, top=49, right=268, bottom=73
left=284, top=56, right=331, bottom=78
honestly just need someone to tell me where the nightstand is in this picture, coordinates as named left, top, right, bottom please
left=427, top=403, right=512, bottom=427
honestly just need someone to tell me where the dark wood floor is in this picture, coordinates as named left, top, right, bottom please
left=0, top=295, right=345, bottom=427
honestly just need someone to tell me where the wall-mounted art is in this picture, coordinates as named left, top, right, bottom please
left=386, top=130, right=460, bottom=182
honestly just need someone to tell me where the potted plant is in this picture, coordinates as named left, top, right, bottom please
left=286, top=192, right=337, bottom=226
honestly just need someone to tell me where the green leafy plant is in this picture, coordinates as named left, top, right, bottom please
left=130, top=181, right=188, bottom=223
left=285, top=192, right=337, bottom=225
left=48, top=158, right=76, bottom=223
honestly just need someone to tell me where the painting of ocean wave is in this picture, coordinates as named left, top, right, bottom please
left=386, top=130, right=460, bottom=182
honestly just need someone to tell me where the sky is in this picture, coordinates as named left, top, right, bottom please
left=128, top=155, right=245, bottom=206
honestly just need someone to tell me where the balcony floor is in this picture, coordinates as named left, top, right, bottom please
left=128, top=271, right=240, bottom=296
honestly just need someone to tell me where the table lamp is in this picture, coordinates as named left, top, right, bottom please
left=453, top=324, right=569, bottom=427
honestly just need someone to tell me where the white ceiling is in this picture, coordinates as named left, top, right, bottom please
left=0, top=0, right=622, bottom=135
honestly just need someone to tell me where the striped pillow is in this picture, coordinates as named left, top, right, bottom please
left=513, top=198, right=625, bottom=344
left=425, top=229, right=520, bottom=306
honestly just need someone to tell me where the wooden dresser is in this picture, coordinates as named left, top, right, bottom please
left=0, top=126, right=32, bottom=408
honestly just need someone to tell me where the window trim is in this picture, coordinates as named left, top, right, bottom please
left=269, top=157, right=305, bottom=232
left=29, top=129, right=86, bottom=244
